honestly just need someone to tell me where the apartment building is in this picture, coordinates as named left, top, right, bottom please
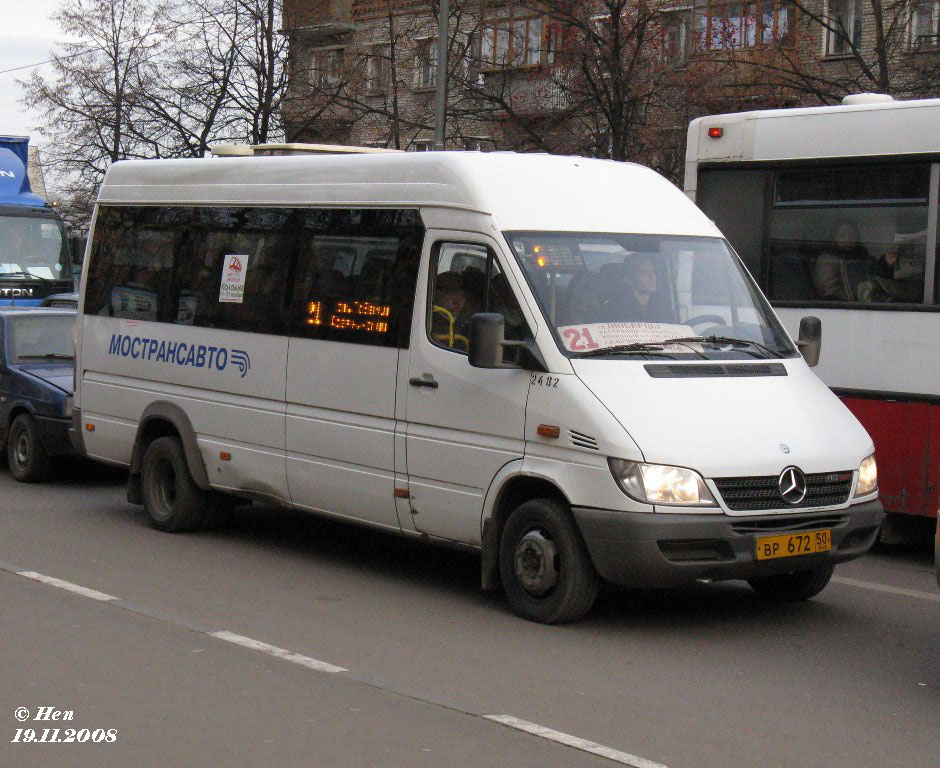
left=281, top=1, right=939, bottom=166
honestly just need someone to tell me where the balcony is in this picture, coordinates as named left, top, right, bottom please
left=480, top=67, right=572, bottom=115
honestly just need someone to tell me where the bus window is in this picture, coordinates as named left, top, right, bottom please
left=767, top=164, right=930, bottom=304
left=695, top=169, right=768, bottom=279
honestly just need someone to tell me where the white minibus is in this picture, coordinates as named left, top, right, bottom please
left=71, top=151, right=883, bottom=623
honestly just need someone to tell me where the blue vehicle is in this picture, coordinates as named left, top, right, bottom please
left=0, top=136, right=75, bottom=305
left=0, top=308, right=76, bottom=481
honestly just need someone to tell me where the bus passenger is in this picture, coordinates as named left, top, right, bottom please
left=432, top=270, right=479, bottom=349
left=812, top=219, right=869, bottom=301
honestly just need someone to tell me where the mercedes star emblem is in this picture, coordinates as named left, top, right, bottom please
left=778, top=466, right=807, bottom=505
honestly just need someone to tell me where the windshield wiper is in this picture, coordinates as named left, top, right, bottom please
left=0, top=270, right=52, bottom=281
left=658, top=335, right=780, bottom=359
left=574, top=343, right=679, bottom=359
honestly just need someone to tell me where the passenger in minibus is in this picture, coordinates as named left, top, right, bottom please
left=432, top=270, right=480, bottom=349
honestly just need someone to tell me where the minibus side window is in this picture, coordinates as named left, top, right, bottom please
left=289, top=208, right=424, bottom=348
left=86, top=205, right=294, bottom=334
left=428, top=242, right=529, bottom=359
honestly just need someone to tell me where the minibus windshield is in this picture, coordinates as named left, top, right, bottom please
left=505, top=232, right=796, bottom=360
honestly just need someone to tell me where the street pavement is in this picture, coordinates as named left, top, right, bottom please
left=1, top=460, right=937, bottom=768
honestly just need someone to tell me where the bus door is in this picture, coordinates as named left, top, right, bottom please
left=403, top=235, right=530, bottom=545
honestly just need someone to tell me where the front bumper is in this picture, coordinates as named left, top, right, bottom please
left=572, top=500, right=884, bottom=587
left=34, top=414, right=75, bottom=457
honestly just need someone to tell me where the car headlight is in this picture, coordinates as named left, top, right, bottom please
left=64, top=396, right=73, bottom=418
left=608, top=459, right=717, bottom=507
left=855, top=454, right=877, bottom=497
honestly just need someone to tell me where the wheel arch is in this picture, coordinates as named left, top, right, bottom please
left=480, top=468, right=571, bottom=592
left=3, top=401, right=37, bottom=444
left=127, top=402, right=210, bottom=504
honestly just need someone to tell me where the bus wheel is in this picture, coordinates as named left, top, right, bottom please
left=747, top=564, right=834, bottom=602
left=141, top=436, right=209, bottom=532
left=8, top=413, right=51, bottom=483
left=499, top=498, right=599, bottom=624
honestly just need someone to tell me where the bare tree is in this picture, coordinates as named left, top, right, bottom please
left=21, top=0, right=291, bottom=227
left=228, top=0, right=287, bottom=144
left=21, top=0, right=172, bottom=198
left=134, top=0, right=244, bottom=157
left=443, top=0, right=730, bottom=178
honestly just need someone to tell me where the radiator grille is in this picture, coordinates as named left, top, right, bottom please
left=713, top=471, right=853, bottom=512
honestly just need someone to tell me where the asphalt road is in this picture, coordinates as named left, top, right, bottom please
left=1, top=460, right=937, bottom=768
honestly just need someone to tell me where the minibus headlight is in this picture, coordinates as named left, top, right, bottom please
left=608, top=459, right=717, bottom=507
left=855, top=454, right=878, bottom=497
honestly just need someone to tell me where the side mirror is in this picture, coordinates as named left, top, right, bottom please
left=469, top=313, right=508, bottom=368
left=797, top=316, right=821, bottom=367
left=468, top=313, right=545, bottom=371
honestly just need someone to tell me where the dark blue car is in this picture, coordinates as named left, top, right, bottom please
left=0, top=308, right=76, bottom=481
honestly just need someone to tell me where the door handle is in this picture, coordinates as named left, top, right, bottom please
left=409, top=376, right=439, bottom=389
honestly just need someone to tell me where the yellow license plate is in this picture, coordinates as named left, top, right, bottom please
left=756, top=529, right=832, bottom=560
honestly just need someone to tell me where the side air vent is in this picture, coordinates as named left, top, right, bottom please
left=645, top=363, right=787, bottom=378
left=570, top=430, right=599, bottom=450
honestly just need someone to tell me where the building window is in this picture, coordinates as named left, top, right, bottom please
left=825, top=0, right=862, bottom=55
left=414, top=38, right=437, bottom=89
left=366, top=45, right=390, bottom=93
left=544, top=21, right=564, bottom=64
left=910, top=0, right=940, bottom=48
left=410, top=140, right=432, bottom=151
left=481, top=8, right=544, bottom=68
left=663, top=7, right=692, bottom=60
left=695, top=0, right=794, bottom=50
left=311, top=47, right=344, bottom=90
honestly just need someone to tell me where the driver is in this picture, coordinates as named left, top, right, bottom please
left=599, top=253, right=661, bottom=321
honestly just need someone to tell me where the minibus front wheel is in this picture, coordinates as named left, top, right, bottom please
left=141, top=436, right=211, bottom=532
left=499, top=498, right=599, bottom=624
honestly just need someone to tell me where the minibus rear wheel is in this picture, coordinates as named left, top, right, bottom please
left=141, top=436, right=210, bottom=532
left=747, top=564, right=834, bottom=602
left=499, top=498, right=599, bottom=623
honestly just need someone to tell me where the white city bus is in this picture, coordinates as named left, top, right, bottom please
left=71, top=150, right=882, bottom=622
left=685, top=95, right=940, bottom=537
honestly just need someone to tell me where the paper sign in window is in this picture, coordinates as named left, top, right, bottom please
left=219, top=254, right=249, bottom=304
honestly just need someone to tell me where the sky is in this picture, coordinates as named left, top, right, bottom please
left=0, top=0, right=73, bottom=144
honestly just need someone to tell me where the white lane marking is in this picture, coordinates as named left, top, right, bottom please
left=13, top=569, right=348, bottom=674
left=832, top=576, right=940, bottom=603
left=483, top=714, right=669, bottom=768
left=18, top=571, right=118, bottom=602
left=211, top=631, right=347, bottom=673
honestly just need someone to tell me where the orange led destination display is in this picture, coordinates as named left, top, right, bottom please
left=306, top=299, right=391, bottom=334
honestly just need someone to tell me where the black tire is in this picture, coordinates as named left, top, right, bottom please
left=141, top=436, right=210, bottom=532
left=499, top=498, right=599, bottom=624
left=747, top=564, right=835, bottom=602
left=7, top=413, right=51, bottom=483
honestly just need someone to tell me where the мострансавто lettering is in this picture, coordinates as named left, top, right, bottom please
left=107, top=334, right=251, bottom=378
